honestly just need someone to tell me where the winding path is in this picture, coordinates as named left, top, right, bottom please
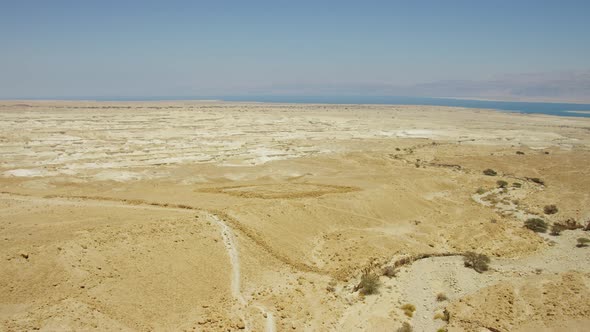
left=0, top=192, right=277, bottom=332
left=207, top=213, right=276, bottom=332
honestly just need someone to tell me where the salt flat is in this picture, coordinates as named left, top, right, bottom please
left=1, top=101, right=590, bottom=331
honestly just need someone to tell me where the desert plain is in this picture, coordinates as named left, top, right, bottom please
left=1, top=100, right=590, bottom=331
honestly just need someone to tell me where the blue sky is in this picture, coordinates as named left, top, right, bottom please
left=1, top=1, right=589, bottom=100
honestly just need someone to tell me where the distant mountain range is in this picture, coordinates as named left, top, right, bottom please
left=254, top=71, right=590, bottom=104
left=403, top=71, right=590, bottom=103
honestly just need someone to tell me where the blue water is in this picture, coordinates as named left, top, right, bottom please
left=216, top=95, right=590, bottom=118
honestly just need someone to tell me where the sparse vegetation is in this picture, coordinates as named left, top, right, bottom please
left=475, top=187, right=486, bottom=194
left=326, top=280, right=337, bottom=292
left=441, top=309, right=450, bottom=322
left=401, top=303, right=416, bottom=317
left=382, top=266, right=397, bottom=278
left=436, top=328, right=447, bottom=332
left=543, top=204, right=558, bottom=215
left=512, top=182, right=522, bottom=188
left=527, top=177, right=545, bottom=185
left=357, top=271, right=380, bottom=295
left=436, top=292, right=448, bottom=301
left=496, top=180, right=508, bottom=188
left=397, top=322, right=413, bottom=332
left=550, top=224, right=564, bottom=236
left=524, top=218, right=548, bottom=233
left=577, top=238, right=590, bottom=248
left=554, top=218, right=582, bottom=230
left=463, top=251, right=490, bottom=273
left=434, top=312, right=446, bottom=320
left=516, top=151, right=525, bottom=155
left=483, top=168, right=497, bottom=176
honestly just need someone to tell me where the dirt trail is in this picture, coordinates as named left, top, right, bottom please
left=256, top=306, right=276, bottom=332
left=208, top=214, right=246, bottom=305
left=207, top=213, right=276, bottom=332
left=1, top=191, right=318, bottom=274
left=0, top=191, right=277, bottom=331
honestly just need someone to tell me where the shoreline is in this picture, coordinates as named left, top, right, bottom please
left=2, top=98, right=590, bottom=119
left=0, top=96, right=590, bottom=118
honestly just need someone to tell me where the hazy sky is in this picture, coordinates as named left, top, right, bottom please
left=1, top=0, right=589, bottom=99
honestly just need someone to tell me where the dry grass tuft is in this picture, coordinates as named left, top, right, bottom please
left=401, top=303, right=416, bottom=317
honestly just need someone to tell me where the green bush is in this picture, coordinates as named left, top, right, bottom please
left=577, top=238, right=590, bottom=248
left=524, top=218, right=548, bottom=233
left=550, top=224, right=564, bottom=236
left=527, top=177, right=545, bottom=185
left=463, top=251, right=490, bottom=273
left=544, top=204, right=558, bottom=215
left=483, top=169, right=497, bottom=176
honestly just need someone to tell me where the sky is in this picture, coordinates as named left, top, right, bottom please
left=1, top=0, right=589, bottom=101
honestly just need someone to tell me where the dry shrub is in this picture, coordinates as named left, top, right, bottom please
left=577, top=238, right=590, bottom=248
left=524, top=218, right=548, bottom=233
left=326, top=280, right=337, bottom=292
left=401, top=303, right=416, bottom=317
left=496, top=180, right=508, bottom=188
left=483, top=168, right=497, bottom=176
left=436, top=292, right=448, bottom=302
left=397, top=322, right=413, bottom=332
left=543, top=204, right=558, bottom=215
left=526, top=177, right=545, bottom=185
left=382, top=266, right=397, bottom=278
left=463, top=251, right=490, bottom=273
left=357, top=270, right=380, bottom=295
left=550, top=224, right=564, bottom=236
left=555, top=218, right=583, bottom=230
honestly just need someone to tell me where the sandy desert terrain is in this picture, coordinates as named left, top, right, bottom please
left=1, top=100, right=590, bottom=331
